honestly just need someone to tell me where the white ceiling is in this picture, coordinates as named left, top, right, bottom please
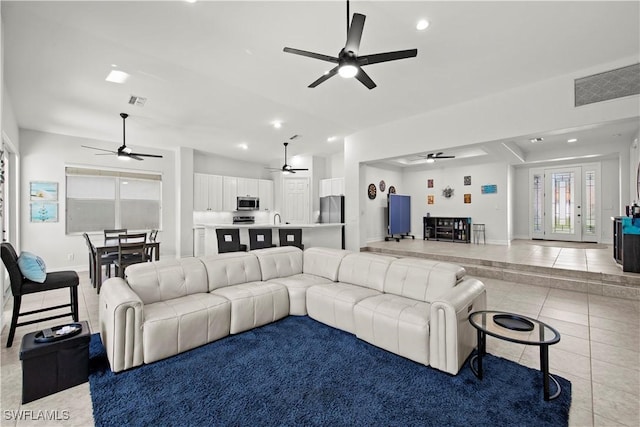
left=3, top=1, right=639, bottom=166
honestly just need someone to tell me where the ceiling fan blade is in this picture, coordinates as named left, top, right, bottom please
left=435, top=156, right=455, bottom=159
left=309, top=66, right=339, bottom=88
left=128, top=154, right=145, bottom=161
left=345, top=13, right=366, bottom=53
left=289, top=168, right=309, bottom=172
left=81, top=145, right=116, bottom=154
left=129, top=152, right=164, bottom=158
left=359, top=49, right=418, bottom=66
left=354, top=67, right=377, bottom=89
left=283, top=47, right=338, bottom=64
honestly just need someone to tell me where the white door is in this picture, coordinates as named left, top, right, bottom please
left=530, top=164, right=600, bottom=242
left=283, top=177, right=310, bottom=224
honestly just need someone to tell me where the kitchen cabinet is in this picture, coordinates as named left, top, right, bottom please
left=222, top=176, right=238, bottom=211
left=193, top=173, right=223, bottom=211
left=237, top=178, right=259, bottom=197
left=259, top=179, right=274, bottom=211
left=320, top=177, right=344, bottom=197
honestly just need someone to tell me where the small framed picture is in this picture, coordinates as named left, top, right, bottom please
left=30, top=181, right=58, bottom=201
left=427, top=195, right=435, bottom=205
left=427, top=179, right=434, bottom=189
left=30, top=202, right=58, bottom=222
left=464, top=176, right=471, bottom=186
left=464, top=193, right=471, bottom=204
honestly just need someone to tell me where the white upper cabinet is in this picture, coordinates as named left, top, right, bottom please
left=320, top=177, right=344, bottom=197
left=237, top=178, right=259, bottom=197
left=258, top=179, right=274, bottom=211
left=194, top=173, right=223, bottom=211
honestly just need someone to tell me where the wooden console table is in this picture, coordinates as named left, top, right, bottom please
left=423, top=217, right=471, bottom=243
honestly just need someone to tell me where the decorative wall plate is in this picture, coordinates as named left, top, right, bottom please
left=442, top=186, right=454, bottom=198
left=368, top=183, right=377, bottom=199
left=388, top=186, right=396, bottom=194
left=379, top=180, right=386, bottom=192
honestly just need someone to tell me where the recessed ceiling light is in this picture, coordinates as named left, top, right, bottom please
left=184, top=0, right=197, bottom=3
left=273, top=121, right=282, bottom=129
left=327, top=136, right=337, bottom=142
left=567, top=138, right=578, bottom=143
left=529, top=137, right=544, bottom=143
left=238, top=143, right=248, bottom=150
left=416, top=19, right=430, bottom=31
left=106, top=70, right=130, bottom=84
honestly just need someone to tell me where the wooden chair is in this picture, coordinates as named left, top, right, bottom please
left=113, top=232, right=148, bottom=278
left=279, top=229, right=304, bottom=250
left=104, top=229, right=127, bottom=240
left=82, top=232, right=116, bottom=288
left=1, top=243, right=79, bottom=348
left=248, top=228, right=276, bottom=250
left=215, top=229, right=247, bottom=253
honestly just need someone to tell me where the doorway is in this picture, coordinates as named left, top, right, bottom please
left=282, top=177, right=310, bottom=224
left=530, top=163, right=600, bottom=242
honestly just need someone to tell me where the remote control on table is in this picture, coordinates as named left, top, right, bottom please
left=42, top=328, right=54, bottom=338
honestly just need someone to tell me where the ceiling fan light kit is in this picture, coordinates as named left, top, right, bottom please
left=283, top=0, right=417, bottom=89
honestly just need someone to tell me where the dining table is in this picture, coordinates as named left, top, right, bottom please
left=89, top=235, right=160, bottom=293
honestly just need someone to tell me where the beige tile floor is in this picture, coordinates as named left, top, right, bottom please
left=1, top=242, right=639, bottom=426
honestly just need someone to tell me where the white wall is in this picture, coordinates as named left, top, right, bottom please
left=363, top=164, right=403, bottom=242
left=512, top=167, right=530, bottom=239
left=177, top=147, right=194, bottom=257
left=403, top=162, right=510, bottom=244
left=344, top=56, right=640, bottom=250
left=19, top=129, right=176, bottom=270
left=193, top=150, right=273, bottom=180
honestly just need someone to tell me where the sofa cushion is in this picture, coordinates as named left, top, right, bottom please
left=354, top=294, right=431, bottom=365
left=143, top=293, right=231, bottom=364
left=302, top=247, right=350, bottom=281
left=267, top=274, right=333, bottom=316
left=212, top=282, right=289, bottom=334
left=199, top=252, right=262, bottom=291
left=125, top=258, right=208, bottom=305
left=252, top=246, right=303, bottom=281
left=337, top=253, right=396, bottom=292
left=306, top=283, right=381, bottom=334
left=383, top=258, right=461, bottom=303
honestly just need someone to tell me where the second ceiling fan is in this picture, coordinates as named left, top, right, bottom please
left=267, top=141, right=309, bottom=174
left=283, top=0, right=418, bottom=89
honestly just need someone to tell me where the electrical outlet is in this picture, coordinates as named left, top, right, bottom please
left=67, top=253, right=74, bottom=261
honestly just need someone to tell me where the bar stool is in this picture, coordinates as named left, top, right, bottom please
left=473, top=224, right=486, bottom=244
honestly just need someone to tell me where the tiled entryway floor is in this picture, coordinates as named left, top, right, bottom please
left=1, top=242, right=639, bottom=426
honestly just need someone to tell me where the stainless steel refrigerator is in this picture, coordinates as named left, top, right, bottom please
left=319, top=195, right=345, bottom=224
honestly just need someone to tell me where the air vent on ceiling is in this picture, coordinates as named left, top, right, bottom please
left=575, top=63, right=640, bottom=107
left=128, top=95, right=147, bottom=107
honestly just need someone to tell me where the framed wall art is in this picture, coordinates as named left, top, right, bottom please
left=427, top=195, right=434, bottom=205
left=464, top=193, right=471, bottom=204
left=427, top=179, right=434, bottom=189
left=30, top=181, right=58, bottom=201
left=464, top=176, right=471, bottom=186
left=30, top=202, right=58, bottom=222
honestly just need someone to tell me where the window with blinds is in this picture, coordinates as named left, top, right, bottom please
left=66, top=167, right=161, bottom=233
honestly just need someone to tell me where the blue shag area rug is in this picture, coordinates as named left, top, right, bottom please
left=89, top=316, right=571, bottom=426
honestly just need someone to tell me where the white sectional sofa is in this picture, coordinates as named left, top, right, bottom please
left=99, top=246, right=486, bottom=375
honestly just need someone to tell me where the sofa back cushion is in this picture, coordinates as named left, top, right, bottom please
left=125, top=258, right=208, bottom=305
left=303, top=247, right=350, bottom=281
left=383, top=258, right=462, bottom=303
left=337, top=253, right=395, bottom=292
left=253, top=246, right=303, bottom=281
left=199, top=252, right=262, bottom=291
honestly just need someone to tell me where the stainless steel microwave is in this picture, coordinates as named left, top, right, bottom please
left=237, top=196, right=259, bottom=211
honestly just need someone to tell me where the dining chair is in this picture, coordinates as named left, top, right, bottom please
left=215, top=229, right=247, bottom=253
left=1, top=242, right=79, bottom=348
left=113, top=232, right=148, bottom=278
left=104, top=229, right=127, bottom=240
left=279, top=228, right=304, bottom=250
left=82, top=232, right=117, bottom=288
left=248, top=228, right=276, bottom=250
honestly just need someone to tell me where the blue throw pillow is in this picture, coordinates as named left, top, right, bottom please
left=17, top=251, right=47, bottom=283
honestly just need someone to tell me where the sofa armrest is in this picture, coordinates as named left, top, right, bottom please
left=99, top=277, right=144, bottom=373
left=429, top=278, right=486, bottom=375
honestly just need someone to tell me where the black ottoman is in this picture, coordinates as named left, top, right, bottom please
left=19, top=321, right=90, bottom=403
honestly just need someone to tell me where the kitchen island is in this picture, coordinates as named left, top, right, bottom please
left=195, top=223, right=345, bottom=255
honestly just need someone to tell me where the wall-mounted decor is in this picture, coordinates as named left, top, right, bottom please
left=368, top=183, right=377, bottom=200
left=442, top=186, right=454, bottom=198
left=427, top=195, right=434, bottom=205
left=464, top=193, right=471, bottom=204
left=30, top=181, right=58, bottom=201
left=464, top=176, right=471, bottom=186
left=379, top=180, right=386, bottom=192
left=481, top=184, right=498, bottom=194
left=30, top=202, right=58, bottom=223
left=388, top=186, right=396, bottom=194
left=427, top=179, right=434, bottom=189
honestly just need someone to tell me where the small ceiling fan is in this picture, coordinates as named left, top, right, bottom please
left=283, top=0, right=417, bottom=89
left=267, top=140, right=309, bottom=174
left=424, top=152, right=455, bottom=163
left=82, top=113, right=163, bottom=161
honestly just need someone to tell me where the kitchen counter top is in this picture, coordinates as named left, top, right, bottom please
left=195, top=223, right=344, bottom=229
